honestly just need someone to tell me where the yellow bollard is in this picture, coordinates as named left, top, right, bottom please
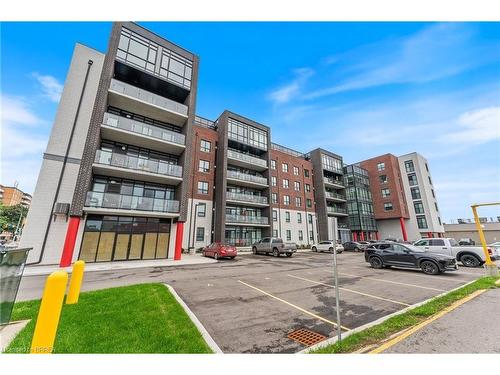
left=30, top=271, right=68, bottom=354
left=66, top=260, right=85, bottom=305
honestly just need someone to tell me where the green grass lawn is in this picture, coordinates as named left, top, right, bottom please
left=311, top=276, right=499, bottom=354
left=4, top=283, right=213, bottom=354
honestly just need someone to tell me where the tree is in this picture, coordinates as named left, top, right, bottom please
left=0, top=204, right=29, bottom=234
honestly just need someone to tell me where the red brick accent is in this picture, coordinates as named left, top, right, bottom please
left=189, top=125, right=218, bottom=201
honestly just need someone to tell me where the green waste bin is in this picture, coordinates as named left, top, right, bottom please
left=0, top=247, right=31, bottom=325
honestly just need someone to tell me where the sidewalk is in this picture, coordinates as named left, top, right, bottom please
left=23, top=254, right=217, bottom=276
left=380, top=287, right=500, bottom=353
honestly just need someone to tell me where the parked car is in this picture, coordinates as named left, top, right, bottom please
left=458, top=238, right=475, bottom=246
left=343, top=241, right=368, bottom=252
left=311, top=241, right=344, bottom=253
left=488, top=242, right=500, bottom=257
left=364, top=242, right=458, bottom=275
left=413, top=238, right=497, bottom=267
left=252, top=237, right=297, bottom=257
left=202, top=242, right=237, bottom=260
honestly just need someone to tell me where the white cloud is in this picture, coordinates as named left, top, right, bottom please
left=32, top=73, right=63, bottom=102
left=267, top=68, right=313, bottom=105
left=1, top=95, right=43, bottom=127
left=443, top=106, right=500, bottom=145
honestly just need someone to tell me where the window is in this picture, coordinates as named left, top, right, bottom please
left=414, top=201, right=425, bottom=214
left=304, top=169, right=310, bottom=177
left=272, top=210, right=278, bottom=222
left=381, top=188, right=390, bottom=198
left=297, top=212, right=302, bottom=223
left=227, top=118, right=268, bottom=150
left=434, top=202, right=439, bottom=212
left=295, top=197, right=301, bottom=207
left=430, top=239, right=445, bottom=246
left=286, top=230, right=292, bottom=241
left=198, top=160, right=210, bottom=173
left=298, top=230, right=304, bottom=241
left=293, top=166, right=299, bottom=175
left=282, top=163, right=289, bottom=173
left=271, top=160, right=276, bottom=170
left=308, top=214, right=313, bottom=224
left=411, top=187, right=421, bottom=200
left=285, top=211, right=290, bottom=223
left=195, top=227, right=204, bottom=242
left=408, top=173, right=418, bottom=186
left=384, top=202, right=393, bottom=211
left=438, top=217, right=442, bottom=225
left=272, top=229, right=278, bottom=237
left=283, top=179, right=289, bottom=189
left=404, top=160, right=415, bottom=173
left=197, top=181, right=209, bottom=195
left=425, top=163, right=429, bottom=172
left=309, top=231, right=314, bottom=241
left=271, top=193, right=277, bottom=204
left=377, top=162, right=385, bottom=171
left=283, top=195, right=290, bottom=205
left=305, top=184, right=311, bottom=192
left=431, top=189, right=435, bottom=198
left=200, top=140, right=211, bottom=153
left=417, top=215, right=428, bottom=229
left=271, top=176, right=277, bottom=186
left=197, top=203, right=206, bottom=217
left=428, top=176, right=433, bottom=185
left=306, top=198, right=312, bottom=208
left=379, top=175, right=388, bottom=184
left=294, top=181, right=300, bottom=191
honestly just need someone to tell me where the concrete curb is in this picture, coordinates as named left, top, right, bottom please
left=0, top=319, right=30, bottom=352
left=164, top=284, right=223, bottom=354
left=299, top=277, right=481, bottom=353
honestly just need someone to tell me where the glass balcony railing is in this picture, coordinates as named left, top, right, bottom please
left=85, top=191, right=180, bottom=213
left=225, top=215, right=269, bottom=225
left=109, top=79, right=188, bottom=117
left=226, top=192, right=268, bottom=204
left=227, top=149, right=267, bottom=168
left=324, top=177, right=344, bottom=187
left=94, top=150, right=183, bottom=178
left=325, top=191, right=346, bottom=201
left=327, top=206, right=348, bottom=215
left=227, top=170, right=268, bottom=185
left=103, top=112, right=186, bottom=146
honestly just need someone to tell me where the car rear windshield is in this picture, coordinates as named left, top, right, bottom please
left=272, top=238, right=283, bottom=243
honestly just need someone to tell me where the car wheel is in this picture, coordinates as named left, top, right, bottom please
left=420, top=260, right=440, bottom=275
left=286, top=253, right=292, bottom=257
left=312, top=246, right=317, bottom=252
left=369, top=256, right=383, bottom=269
left=460, top=254, right=481, bottom=268
left=329, top=247, right=334, bottom=252
left=230, top=256, right=235, bottom=260
left=252, top=247, right=257, bottom=255
left=214, top=253, right=219, bottom=260
left=354, top=247, right=360, bottom=252
left=273, top=248, right=279, bottom=257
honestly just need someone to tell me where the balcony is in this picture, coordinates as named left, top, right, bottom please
left=227, top=170, right=268, bottom=189
left=101, top=112, right=186, bottom=154
left=84, top=191, right=179, bottom=217
left=93, top=150, right=183, bottom=185
left=225, top=214, right=269, bottom=226
left=325, top=191, right=347, bottom=202
left=108, top=79, right=188, bottom=126
left=226, top=192, right=269, bottom=207
left=327, top=206, right=348, bottom=216
left=324, top=177, right=344, bottom=188
left=227, top=149, right=267, bottom=171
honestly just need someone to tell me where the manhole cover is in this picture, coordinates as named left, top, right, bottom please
left=287, top=328, right=327, bottom=347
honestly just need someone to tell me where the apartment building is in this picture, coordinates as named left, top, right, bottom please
left=398, top=152, right=444, bottom=238
left=1, top=186, right=32, bottom=208
left=343, top=164, right=378, bottom=241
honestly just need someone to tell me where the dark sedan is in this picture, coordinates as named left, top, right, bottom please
left=364, top=242, right=458, bottom=275
left=343, top=241, right=369, bottom=252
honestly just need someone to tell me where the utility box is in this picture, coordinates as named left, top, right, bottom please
left=0, top=247, right=31, bottom=325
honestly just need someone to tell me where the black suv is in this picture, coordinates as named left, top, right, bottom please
left=364, top=242, right=458, bottom=275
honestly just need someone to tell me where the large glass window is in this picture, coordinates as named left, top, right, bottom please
left=411, top=187, right=421, bottom=200
left=414, top=201, right=425, bottom=214
left=227, top=118, right=268, bottom=150
left=198, top=181, right=209, bottom=195
left=198, top=160, right=210, bottom=173
left=404, top=160, right=415, bottom=173
left=200, top=140, right=211, bottom=153
left=417, top=216, right=428, bottom=229
left=322, top=154, right=343, bottom=173
left=408, top=173, right=418, bottom=186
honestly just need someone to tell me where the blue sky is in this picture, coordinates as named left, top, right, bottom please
left=1, top=22, right=499, bottom=222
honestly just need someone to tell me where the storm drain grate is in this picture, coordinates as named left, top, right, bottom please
left=287, top=328, right=327, bottom=347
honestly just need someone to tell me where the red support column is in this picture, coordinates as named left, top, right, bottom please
left=174, top=221, right=184, bottom=261
left=353, top=232, right=358, bottom=241
left=59, top=216, right=81, bottom=267
left=360, top=231, right=365, bottom=241
left=399, top=217, right=408, bottom=241
left=427, top=232, right=433, bottom=238
left=376, top=231, right=380, bottom=240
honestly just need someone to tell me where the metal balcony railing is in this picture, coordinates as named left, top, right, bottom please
left=227, top=170, right=268, bottom=185
left=324, top=177, right=344, bottom=187
left=227, top=149, right=267, bottom=168
left=325, top=191, right=346, bottom=200
left=85, top=191, right=180, bottom=213
left=225, top=215, right=269, bottom=225
left=103, top=112, right=186, bottom=146
left=109, top=79, right=188, bottom=117
left=94, top=150, right=183, bottom=178
left=327, top=206, right=348, bottom=214
left=226, top=192, right=268, bottom=204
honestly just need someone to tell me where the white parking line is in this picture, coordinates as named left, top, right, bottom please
left=238, top=279, right=351, bottom=331
left=287, top=274, right=411, bottom=307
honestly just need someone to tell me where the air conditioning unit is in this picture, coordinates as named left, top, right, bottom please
left=54, top=202, right=70, bottom=215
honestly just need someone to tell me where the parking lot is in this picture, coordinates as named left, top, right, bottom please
left=17, top=250, right=487, bottom=353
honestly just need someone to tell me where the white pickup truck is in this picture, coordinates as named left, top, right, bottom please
left=413, top=237, right=497, bottom=267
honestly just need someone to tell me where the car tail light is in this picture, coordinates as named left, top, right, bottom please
left=488, top=248, right=492, bottom=255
